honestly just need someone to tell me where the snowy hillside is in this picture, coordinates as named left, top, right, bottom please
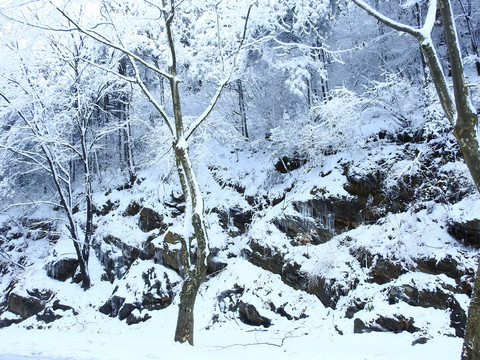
left=1, top=0, right=480, bottom=359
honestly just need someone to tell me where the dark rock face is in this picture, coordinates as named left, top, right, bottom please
left=99, top=295, right=126, bottom=318
left=354, top=315, right=418, bottom=334
left=126, top=312, right=152, bottom=325
left=416, top=256, right=469, bottom=284
left=245, top=240, right=351, bottom=309
left=275, top=156, right=306, bottom=173
left=52, top=300, right=78, bottom=315
left=7, top=292, right=49, bottom=319
left=46, top=258, right=79, bottom=282
left=36, top=308, right=62, bottom=324
left=161, top=231, right=182, bottom=273
left=99, top=264, right=178, bottom=324
left=238, top=301, right=271, bottom=327
left=351, top=247, right=406, bottom=285
left=375, top=315, right=418, bottom=333
left=388, top=285, right=450, bottom=309
left=139, top=208, right=165, bottom=233
left=118, top=303, right=137, bottom=321
left=217, top=207, right=253, bottom=234
left=448, top=219, right=480, bottom=247
left=0, top=318, right=23, bottom=328
left=97, top=200, right=119, bottom=216
left=449, top=297, right=467, bottom=337
left=388, top=284, right=467, bottom=337
left=345, top=299, right=367, bottom=319
left=124, top=201, right=141, bottom=216
left=94, top=235, right=151, bottom=281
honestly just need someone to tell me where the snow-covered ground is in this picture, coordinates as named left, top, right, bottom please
left=0, top=299, right=464, bottom=360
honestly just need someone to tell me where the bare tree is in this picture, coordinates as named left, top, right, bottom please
left=55, top=0, right=252, bottom=345
left=351, top=0, right=480, bottom=358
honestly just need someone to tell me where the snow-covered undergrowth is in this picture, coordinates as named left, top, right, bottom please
left=0, top=119, right=479, bottom=360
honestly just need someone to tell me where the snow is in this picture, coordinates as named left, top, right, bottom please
left=0, top=325, right=464, bottom=360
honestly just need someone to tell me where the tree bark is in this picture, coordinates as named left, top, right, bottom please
left=162, top=0, right=209, bottom=344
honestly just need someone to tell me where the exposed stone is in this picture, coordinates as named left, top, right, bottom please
left=387, top=284, right=466, bottom=336
left=268, top=302, right=295, bottom=320
left=448, top=219, right=480, bottom=248
left=273, top=215, right=328, bottom=245
left=416, top=256, right=467, bottom=283
left=207, top=252, right=228, bottom=276
left=345, top=299, right=366, bottom=319
left=8, top=293, right=46, bottom=319
left=118, top=303, right=137, bottom=321
left=275, top=156, right=306, bottom=173
left=412, top=337, right=430, bottom=346
left=126, top=311, right=152, bottom=325
left=36, top=308, right=62, bottom=324
left=162, top=231, right=182, bottom=273
left=216, top=207, right=254, bottom=235
left=94, top=235, right=152, bottom=281
left=351, top=247, right=406, bottom=285
left=353, top=318, right=367, bottom=333
left=99, top=295, right=126, bottom=318
left=46, top=258, right=79, bottom=282
left=238, top=301, right=271, bottom=328
left=139, top=207, right=165, bottom=233
left=375, top=315, right=418, bottom=333
left=245, top=240, right=350, bottom=309
left=449, top=297, right=467, bottom=337
left=97, top=200, right=119, bottom=216
left=26, top=288, right=53, bottom=301
left=123, top=201, right=141, bottom=216
left=99, top=263, right=179, bottom=322
left=388, top=285, right=451, bottom=309
left=354, top=315, right=418, bottom=334
left=52, top=300, right=78, bottom=315
left=0, top=317, right=23, bottom=329
left=217, top=284, right=245, bottom=312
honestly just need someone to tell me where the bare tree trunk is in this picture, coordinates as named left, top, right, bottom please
left=162, top=0, right=209, bottom=344
left=236, top=79, right=248, bottom=139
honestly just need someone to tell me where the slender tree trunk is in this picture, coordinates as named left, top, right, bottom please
left=172, top=141, right=209, bottom=345
left=162, top=0, right=209, bottom=344
left=237, top=79, right=248, bottom=139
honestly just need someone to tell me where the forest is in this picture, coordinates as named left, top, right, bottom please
left=0, top=0, right=479, bottom=359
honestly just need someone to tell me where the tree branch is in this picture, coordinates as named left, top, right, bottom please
left=185, top=4, right=253, bottom=141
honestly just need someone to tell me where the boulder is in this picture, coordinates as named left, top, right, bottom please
left=0, top=317, right=23, bottom=329
left=126, top=311, right=152, bottom=325
left=123, top=201, right=141, bottom=216
left=162, top=231, right=182, bottom=273
left=139, top=208, right=165, bottom=233
left=36, top=308, right=62, bottom=324
left=354, top=315, right=418, bottom=334
left=8, top=292, right=48, bottom=319
left=448, top=219, right=480, bottom=248
left=46, top=258, right=79, bottom=282
left=99, top=295, right=126, bottom=318
left=238, top=301, right=271, bottom=328
left=118, top=303, right=137, bottom=321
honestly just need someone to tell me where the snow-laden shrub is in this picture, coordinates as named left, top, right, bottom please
left=269, top=87, right=364, bottom=165
left=363, top=72, right=425, bottom=130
